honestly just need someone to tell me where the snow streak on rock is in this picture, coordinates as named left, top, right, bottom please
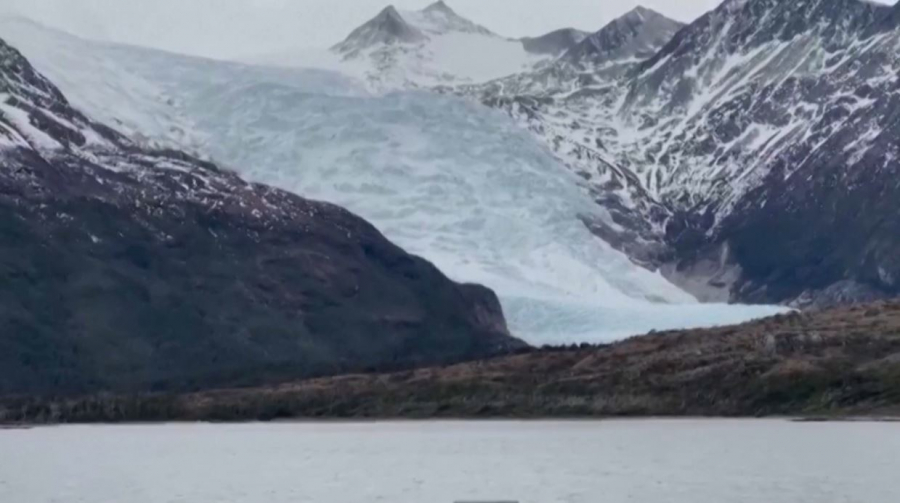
left=455, top=0, right=900, bottom=308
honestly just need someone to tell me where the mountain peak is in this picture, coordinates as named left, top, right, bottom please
left=334, top=1, right=496, bottom=53
left=370, top=5, right=412, bottom=28
left=404, top=1, right=495, bottom=36
left=378, top=5, right=402, bottom=18
left=624, top=5, right=658, bottom=20
left=424, top=1, right=453, bottom=13
left=616, top=6, right=678, bottom=28
left=332, top=4, right=427, bottom=55
left=562, top=6, right=683, bottom=65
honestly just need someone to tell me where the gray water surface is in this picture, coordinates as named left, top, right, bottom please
left=1, top=420, right=897, bottom=503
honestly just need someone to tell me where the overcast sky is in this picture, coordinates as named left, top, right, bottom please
left=1, top=0, right=895, bottom=59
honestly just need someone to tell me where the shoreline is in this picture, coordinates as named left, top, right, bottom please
left=4, top=414, right=900, bottom=429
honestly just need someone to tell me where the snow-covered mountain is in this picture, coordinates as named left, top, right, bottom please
left=454, top=0, right=900, bottom=308
left=258, top=1, right=548, bottom=91
left=332, top=6, right=428, bottom=56
left=10, top=0, right=897, bottom=317
left=1, top=17, right=786, bottom=344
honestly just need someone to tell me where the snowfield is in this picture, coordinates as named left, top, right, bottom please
left=0, top=17, right=786, bottom=344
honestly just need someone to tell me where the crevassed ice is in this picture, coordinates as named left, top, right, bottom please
left=177, top=89, right=785, bottom=343
left=2, top=18, right=787, bottom=344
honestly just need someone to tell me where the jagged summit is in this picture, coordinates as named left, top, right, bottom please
left=623, top=5, right=662, bottom=22
left=325, top=1, right=529, bottom=89
left=402, top=1, right=495, bottom=36
left=522, top=28, right=590, bottom=56
left=332, top=5, right=427, bottom=55
left=424, top=1, right=453, bottom=13
left=380, top=5, right=401, bottom=18
left=562, top=6, right=683, bottom=65
left=332, top=2, right=498, bottom=57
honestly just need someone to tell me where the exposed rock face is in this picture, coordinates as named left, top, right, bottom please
left=522, top=28, right=589, bottom=56
left=0, top=36, right=522, bottom=396
left=456, top=0, right=900, bottom=308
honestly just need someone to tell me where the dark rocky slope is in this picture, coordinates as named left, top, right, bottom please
left=632, top=0, right=900, bottom=308
left=5, top=301, right=900, bottom=422
left=0, top=36, right=521, bottom=396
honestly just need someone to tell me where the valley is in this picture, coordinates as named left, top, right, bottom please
left=2, top=3, right=900, bottom=502
left=1, top=0, right=900, bottom=404
left=0, top=14, right=785, bottom=345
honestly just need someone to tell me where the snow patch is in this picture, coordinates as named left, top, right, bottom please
left=0, top=95, right=60, bottom=150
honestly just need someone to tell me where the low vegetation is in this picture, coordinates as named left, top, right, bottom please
left=4, top=302, right=900, bottom=423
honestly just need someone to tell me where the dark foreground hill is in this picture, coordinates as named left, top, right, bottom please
left=0, top=36, right=521, bottom=396
left=5, top=302, right=900, bottom=423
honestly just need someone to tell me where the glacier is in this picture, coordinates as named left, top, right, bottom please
left=0, top=18, right=787, bottom=344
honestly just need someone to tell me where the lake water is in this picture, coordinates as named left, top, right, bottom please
left=1, top=420, right=897, bottom=503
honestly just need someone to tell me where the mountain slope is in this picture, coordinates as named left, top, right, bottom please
left=459, top=0, right=900, bottom=308
left=1, top=18, right=787, bottom=344
left=0, top=34, right=521, bottom=395
left=620, top=0, right=900, bottom=306
left=446, top=7, right=686, bottom=268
